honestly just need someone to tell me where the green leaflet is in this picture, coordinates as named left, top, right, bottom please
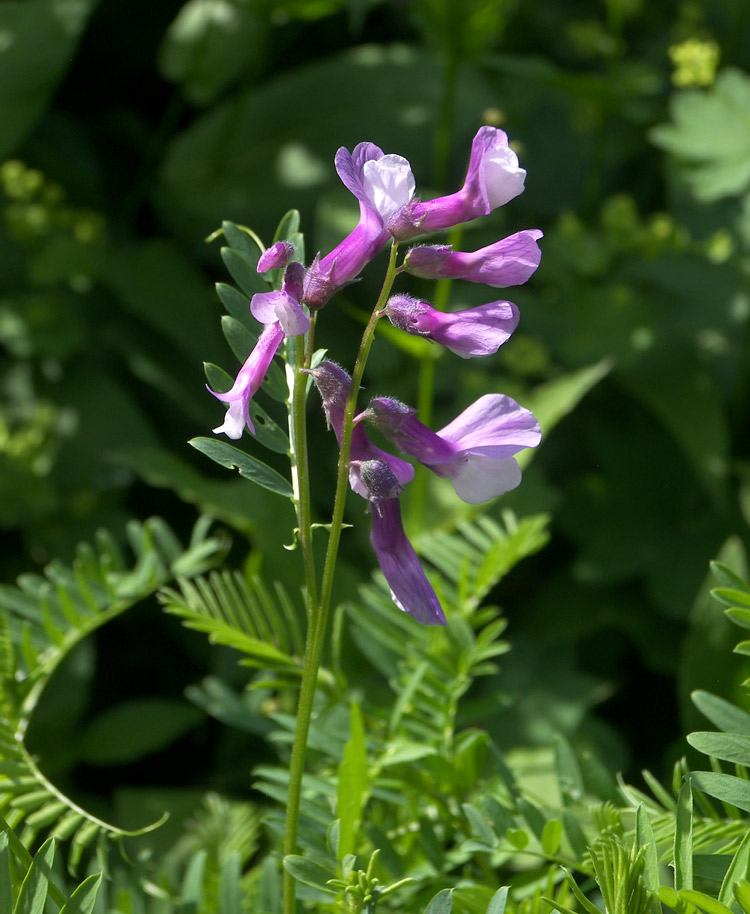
left=336, top=701, right=369, bottom=860
left=189, top=437, right=293, bottom=497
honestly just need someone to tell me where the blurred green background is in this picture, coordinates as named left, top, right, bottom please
left=2, top=0, right=750, bottom=826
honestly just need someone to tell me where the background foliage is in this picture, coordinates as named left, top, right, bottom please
left=2, top=0, right=750, bottom=910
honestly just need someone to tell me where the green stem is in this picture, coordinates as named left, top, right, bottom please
left=292, top=316, right=318, bottom=615
left=282, top=246, right=399, bottom=914
left=317, top=241, right=400, bottom=620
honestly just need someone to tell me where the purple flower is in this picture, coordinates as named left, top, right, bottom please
left=307, top=361, right=413, bottom=497
left=208, top=322, right=285, bottom=439
left=251, top=261, right=309, bottom=337
left=389, top=126, right=527, bottom=240
left=257, top=241, right=294, bottom=273
left=303, top=143, right=415, bottom=310
left=385, top=294, right=519, bottom=358
left=360, top=394, right=541, bottom=504
left=368, top=489, right=446, bottom=626
left=403, top=230, right=543, bottom=287
left=309, top=363, right=444, bottom=625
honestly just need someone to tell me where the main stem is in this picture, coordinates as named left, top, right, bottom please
left=282, top=243, right=399, bottom=914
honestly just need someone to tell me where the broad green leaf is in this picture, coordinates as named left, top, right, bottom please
left=675, top=781, right=693, bottom=891
left=15, top=836, right=56, bottom=914
left=692, top=691, right=750, bottom=736
left=0, top=0, right=100, bottom=159
left=424, top=888, right=453, bottom=914
left=160, top=45, right=499, bottom=239
left=650, top=69, right=750, bottom=201
left=463, top=804, right=496, bottom=848
left=636, top=805, right=660, bottom=893
left=158, top=2, right=266, bottom=105
left=282, top=856, right=336, bottom=895
left=690, top=772, right=750, bottom=813
left=337, top=701, right=369, bottom=860
left=719, top=828, right=750, bottom=907
left=0, top=832, right=11, bottom=914
left=554, top=734, right=584, bottom=804
left=215, top=283, right=257, bottom=333
left=677, top=889, right=733, bottom=914
left=541, top=818, right=563, bottom=856
left=181, top=851, right=206, bottom=914
left=735, top=883, right=750, bottom=911
left=222, top=221, right=265, bottom=260
left=687, top=731, right=750, bottom=767
left=219, top=853, right=241, bottom=914
left=189, top=438, right=293, bottom=498
left=711, top=561, right=750, bottom=592
left=59, top=874, right=102, bottom=914
left=221, top=247, right=268, bottom=299
left=520, top=358, right=612, bottom=467
left=487, top=888, right=509, bottom=914
left=79, top=699, right=203, bottom=765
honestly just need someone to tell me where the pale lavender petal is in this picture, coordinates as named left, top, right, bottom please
left=370, top=498, right=445, bottom=625
left=448, top=453, right=522, bottom=503
left=274, top=295, right=309, bottom=337
left=429, top=300, right=519, bottom=357
left=361, top=154, right=415, bottom=221
left=212, top=399, right=249, bottom=439
left=251, top=290, right=285, bottom=324
left=468, top=126, right=526, bottom=210
left=437, top=394, right=541, bottom=456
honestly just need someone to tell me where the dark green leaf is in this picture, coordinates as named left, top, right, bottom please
left=282, top=856, right=336, bottom=894
left=59, top=874, right=102, bottom=914
left=690, top=772, right=750, bottom=812
left=720, top=828, right=750, bottom=907
left=221, top=247, right=267, bottom=299
left=215, top=283, right=257, bottom=333
left=688, top=731, right=750, bottom=767
left=424, top=888, right=453, bottom=914
left=79, top=698, right=203, bottom=765
left=219, top=853, right=242, bottom=914
left=189, top=437, right=292, bottom=497
left=0, top=0, right=100, bottom=159
left=692, top=691, right=750, bottom=735
left=15, top=836, right=56, bottom=914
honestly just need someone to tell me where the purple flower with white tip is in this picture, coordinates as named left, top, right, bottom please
left=307, top=361, right=413, bottom=497
left=257, top=241, right=294, bottom=273
left=385, top=294, right=519, bottom=358
left=361, top=394, right=541, bottom=504
left=303, top=143, right=415, bottom=310
left=403, top=230, right=543, bottom=288
left=368, top=488, right=446, bottom=626
left=389, top=126, right=527, bottom=240
left=208, top=322, right=285, bottom=439
left=251, top=261, right=309, bottom=337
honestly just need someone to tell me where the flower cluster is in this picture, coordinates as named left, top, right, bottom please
left=209, top=126, right=542, bottom=624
